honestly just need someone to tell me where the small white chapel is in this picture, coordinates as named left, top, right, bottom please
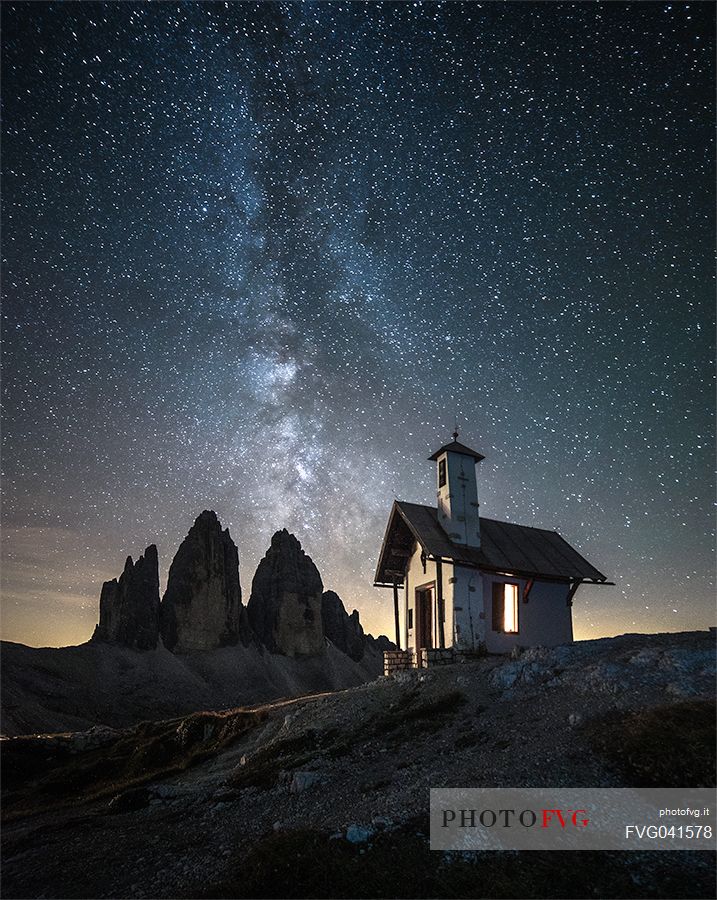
left=374, top=433, right=610, bottom=670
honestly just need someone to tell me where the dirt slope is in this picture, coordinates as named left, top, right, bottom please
left=0, top=638, right=383, bottom=736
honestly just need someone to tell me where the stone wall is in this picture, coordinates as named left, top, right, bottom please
left=383, top=649, right=414, bottom=676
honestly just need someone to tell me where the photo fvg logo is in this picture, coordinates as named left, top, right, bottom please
left=442, top=807, right=590, bottom=829
left=432, top=789, right=716, bottom=851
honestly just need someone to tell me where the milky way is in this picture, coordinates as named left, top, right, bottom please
left=2, top=1, right=714, bottom=647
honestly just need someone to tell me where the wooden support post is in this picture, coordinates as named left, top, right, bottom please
left=436, top=559, right=445, bottom=649
left=566, top=581, right=581, bottom=607
left=404, top=571, right=410, bottom=650
left=523, top=577, right=535, bottom=603
left=392, top=581, right=401, bottom=650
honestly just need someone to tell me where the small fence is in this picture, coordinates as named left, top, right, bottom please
left=383, top=649, right=414, bottom=676
left=418, top=647, right=455, bottom=668
left=383, top=647, right=456, bottom=675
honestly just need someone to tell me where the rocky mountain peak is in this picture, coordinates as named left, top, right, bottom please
left=160, top=511, right=250, bottom=653
left=193, top=509, right=220, bottom=528
left=90, top=516, right=392, bottom=665
left=247, top=530, right=324, bottom=657
left=92, top=544, right=160, bottom=650
left=270, top=528, right=301, bottom=549
left=321, top=590, right=367, bottom=661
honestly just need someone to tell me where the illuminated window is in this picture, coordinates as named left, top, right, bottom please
left=503, top=583, right=518, bottom=633
left=492, top=582, right=519, bottom=633
left=438, top=458, right=447, bottom=488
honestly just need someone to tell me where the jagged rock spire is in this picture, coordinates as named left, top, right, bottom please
left=92, top=545, right=160, bottom=650
left=247, top=529, right=324, bottom=657
left=160, top=511, right=250, bottom=652
left=321, top=590, right=366, bottom=662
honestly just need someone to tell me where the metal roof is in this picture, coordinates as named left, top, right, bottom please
left=428, top=439, right=485, bottom=462
left=374, top=501, right=607, bottom=586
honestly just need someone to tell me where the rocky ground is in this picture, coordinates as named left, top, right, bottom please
left=2, top=629, right=715, bottom=899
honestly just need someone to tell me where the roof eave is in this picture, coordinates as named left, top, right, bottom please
left=426, top=554, right=608, bottom=583
left=428, top=444, right=485, bottom=462
left=373, top=500, right=426, bottom=585
left=394, top=501, right=432, bottom=551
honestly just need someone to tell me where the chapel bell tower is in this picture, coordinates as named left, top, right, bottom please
left=429, top=431, right=485, bottom=548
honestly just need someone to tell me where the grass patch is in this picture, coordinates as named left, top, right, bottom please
left=191, top=822, right=460, bottom=899
left=1, top=707, right=266, bottom=818
left=584, top=699, right=716, bottom=787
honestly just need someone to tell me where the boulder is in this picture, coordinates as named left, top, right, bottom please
left=160, top=511, right=249, bottom=652
left=247, top=530, right=324, bottom=657
left=289, top=771, right=327, bottom=793
left=92, top=545, right=160, bottom=650
left=345, top=824, right=373, bottom=844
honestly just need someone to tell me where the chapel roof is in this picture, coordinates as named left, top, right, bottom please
left=374, top=500, right=607, bottom=586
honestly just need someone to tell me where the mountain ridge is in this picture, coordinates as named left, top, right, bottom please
left=1, top=512, right=394, bottom=737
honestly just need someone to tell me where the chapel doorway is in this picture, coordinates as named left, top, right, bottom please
left=415, top=584, right=434, bottom=652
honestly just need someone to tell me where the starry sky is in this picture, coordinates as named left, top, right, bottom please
left=1, top=1, right=714, bottom=648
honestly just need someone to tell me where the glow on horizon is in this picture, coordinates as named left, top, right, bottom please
left=1, top=527, right=714, bottom=649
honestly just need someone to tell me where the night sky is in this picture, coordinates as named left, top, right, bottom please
left=1, top=1, right=714, bottom=648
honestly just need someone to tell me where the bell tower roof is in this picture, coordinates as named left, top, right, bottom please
left=428, top=434, right=485, bottom=462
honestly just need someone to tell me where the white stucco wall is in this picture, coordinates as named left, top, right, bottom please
left=402, top=547, right=573, bottom=655
left=482, top=574, right=573, bottom=652
left=404, top=548, right=483, bottom=653
left=406, top=547, right=453, bottom=650
left=450, top=562, right=484, bottom=650
left=404, top=546, right=426, bottom=650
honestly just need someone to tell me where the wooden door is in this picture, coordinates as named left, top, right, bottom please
left=416, top=586, right=434, bottom=650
